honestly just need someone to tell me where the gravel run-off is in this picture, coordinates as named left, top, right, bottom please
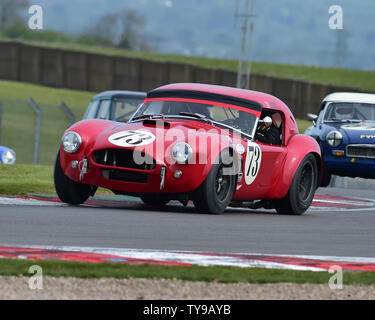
left=1, top=276, right=374, bottom=300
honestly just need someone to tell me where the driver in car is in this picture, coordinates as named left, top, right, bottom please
left=333, top=105, right=355, bottom=120
left=256, top=115, right=282, bottom=145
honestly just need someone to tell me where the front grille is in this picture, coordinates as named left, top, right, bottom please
left=346, top=145, right=375, bottom=159
left=93, top=149, right=156, bottom=170
left=102, top=169, right=148, bottom=183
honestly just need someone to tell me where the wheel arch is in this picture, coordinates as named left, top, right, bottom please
left=271, top=134, right=321, bottom=198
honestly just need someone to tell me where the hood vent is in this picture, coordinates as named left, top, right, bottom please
left=143, top=119, right=171, bottom=128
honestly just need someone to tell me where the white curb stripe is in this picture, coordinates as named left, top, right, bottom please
left=5, top=244, right=375, bottom=272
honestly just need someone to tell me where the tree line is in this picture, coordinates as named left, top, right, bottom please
left=0, top=0, right=152, bottom=52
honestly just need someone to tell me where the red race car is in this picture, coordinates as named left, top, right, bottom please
left=54, top=83, right=321, bottom=215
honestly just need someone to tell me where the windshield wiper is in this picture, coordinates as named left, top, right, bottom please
left=325, top=118, right=342, bottom=122
left=131, top=114, right=164, bottom=121
left=178, top=112, right=212, bottom=124
left=325, top=118, right=362, bottom=123
left=179, top=112, right=206, bottom=119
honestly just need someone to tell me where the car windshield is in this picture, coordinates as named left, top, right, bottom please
left=324, top=102, right=375, bottom=122
left=131, top=100, right=259, bottom=138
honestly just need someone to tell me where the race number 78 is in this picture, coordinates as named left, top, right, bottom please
left=244, top=142, right=262, bottom=185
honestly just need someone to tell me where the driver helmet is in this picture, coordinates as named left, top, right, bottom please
left=334, top=104, right=354, bottom=120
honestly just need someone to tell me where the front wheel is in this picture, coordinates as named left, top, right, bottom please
left=274, top=153, right=318, bottom=215
left=319, top=142, right=331, bottom=187
left=320, top=162, right=331, bottom=187
left=54, top=151, right=96, bottom=204
left=193, top=157, right=237, bottom=214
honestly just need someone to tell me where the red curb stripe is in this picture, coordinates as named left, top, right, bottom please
left=0, top=246, right=191, bottom=267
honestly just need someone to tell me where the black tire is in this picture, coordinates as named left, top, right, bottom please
left=140, top=195, right=170, bottom=206
left=320, top=163, right=332, bottom=187
left=193, top=154, right=237, bottom=214
left=318, top=141, right=331, bottom=188
left=54, top=151, right=95, bottom=204
left=274, top=153, right=318, bottom=215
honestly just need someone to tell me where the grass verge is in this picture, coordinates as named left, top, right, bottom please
left=1, top=258, right=375, bottom=285
left=0, top=164, right=111, bottom=196
left=0, top=164, right=54, bottom=195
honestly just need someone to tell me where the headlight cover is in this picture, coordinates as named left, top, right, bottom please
left=62, top=131, right=82, bottom=153
left=1, top=149, right=16, bottom=164
left=172, top=142, right=193, bottom=164
left=326, top=130, right=343, bottom=147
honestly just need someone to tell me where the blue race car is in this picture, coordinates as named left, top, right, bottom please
left=305, top=92, right=375, bottom=187
left=0, top=146, right=16, bottom=164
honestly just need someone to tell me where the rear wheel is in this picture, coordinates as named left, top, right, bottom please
left=274, top=153, right=317, bottom=215
left=193, top=155, right=236, bottom=214
left=54, top=151, right=95, bottom=204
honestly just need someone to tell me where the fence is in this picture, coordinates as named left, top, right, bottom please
left=0, top=97, right=75, bottom=165
left=0, top=41, right=363, bottom=117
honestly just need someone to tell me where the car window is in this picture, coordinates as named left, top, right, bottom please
left=84, top=99, right=100, bottom=119
left=143, top=101, right=163, bottom=115
left=111, top=98, right=144, bottom=122
left=96, top=99, right=111, bottom=120
left=324, top=102, right=375, bottom=121
left=272, top=112, right=282, bottom=128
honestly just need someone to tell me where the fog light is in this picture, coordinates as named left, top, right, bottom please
left=173, top=170, right=182, bottom=179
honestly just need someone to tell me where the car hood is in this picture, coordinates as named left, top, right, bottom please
left=90, top=118, right=235, bottom=160
left=339, top=122, right=375, bottom=144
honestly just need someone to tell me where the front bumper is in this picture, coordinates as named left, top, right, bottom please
left=325, top=152, right=375, bottom=178
left=60, top=148, right=209, bottom=194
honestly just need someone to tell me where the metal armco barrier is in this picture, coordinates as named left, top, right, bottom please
left=28, top=98, right=42, bottom=164
left=0, top=102, right=2, bottom=144
left=60, top=102, right=76, bottom=127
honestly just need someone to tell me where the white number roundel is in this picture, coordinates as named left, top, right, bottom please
left=108, top=130, right=155, bottom=147
left=244, top=141, right=262, bottom=185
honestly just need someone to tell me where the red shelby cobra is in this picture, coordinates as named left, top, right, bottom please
left=54, top=83, right=321, bottom=214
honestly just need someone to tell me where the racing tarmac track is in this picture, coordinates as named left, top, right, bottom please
left=0, top=187, right=375, bottom=259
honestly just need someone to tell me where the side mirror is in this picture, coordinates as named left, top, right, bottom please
left=307, top=113, right=318, bottom=126
left=307, top=113, right=318, bottom=121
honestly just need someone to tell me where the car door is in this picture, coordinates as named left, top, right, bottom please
left=254, top=142, right=287, bottom=188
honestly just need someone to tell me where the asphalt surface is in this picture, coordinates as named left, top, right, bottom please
left=0, top=186, right=374, bottom=258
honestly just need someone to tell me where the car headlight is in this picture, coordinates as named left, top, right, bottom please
left=326, top=130, right=343, bottom=147
left=1, top=149, right=16, bottom=164
left=62, top=131, right=82, bottom=153
left=172, top=142, right=193, bottom=164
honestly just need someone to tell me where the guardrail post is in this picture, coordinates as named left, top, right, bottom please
left=60, top=101, right=76, bottom=127
left=28, top=98, right=42, bottom=164
left=0, top=102, right=3, bottom=145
